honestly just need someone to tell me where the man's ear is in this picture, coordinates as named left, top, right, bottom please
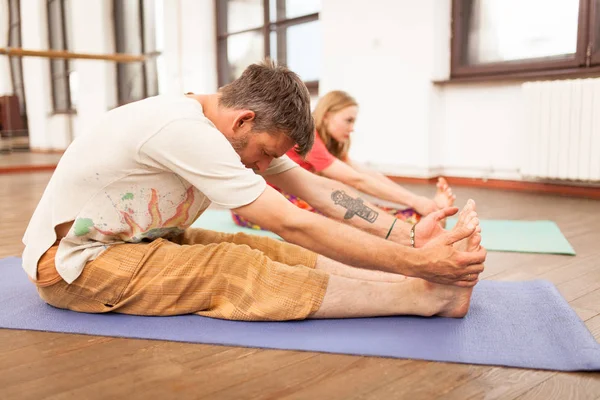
left=232, top=110, right=256, bottom=131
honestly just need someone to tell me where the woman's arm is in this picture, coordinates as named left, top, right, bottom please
left=319, top=159, right=438, bottom=215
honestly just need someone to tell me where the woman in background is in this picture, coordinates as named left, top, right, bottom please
left=232, top=90, right=455, bottom=229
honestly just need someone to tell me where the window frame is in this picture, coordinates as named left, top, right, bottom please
left=47, top=0, right=75, bottom=113
left=113, top=0, right=159, bottom=106
left=215, top=0, right=319, bottom=93
left=7, top=0, right=27, bottom=126
left=450, top=0, right=600, bottom=80
left=590, top=0, right=600, bottom=65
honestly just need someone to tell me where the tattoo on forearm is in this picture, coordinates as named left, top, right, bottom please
left=331, top=190, right=379, bottom=223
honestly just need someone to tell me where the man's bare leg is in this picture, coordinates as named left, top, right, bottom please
left=309, top=271, right=473, bottom=319
left=310, top=202, right=483, bottom=319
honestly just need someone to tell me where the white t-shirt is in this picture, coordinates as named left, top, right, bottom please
left=22, top=95, right=297, bottom=283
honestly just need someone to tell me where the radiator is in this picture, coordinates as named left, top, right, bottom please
left=521, top=78, right=600, bottom=182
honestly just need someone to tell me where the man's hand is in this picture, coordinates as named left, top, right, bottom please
left=412, top=222, right=486, bottom=287
left=414, top=206, right=459, bottom=247
left=412, top=196, right=439, bottom=216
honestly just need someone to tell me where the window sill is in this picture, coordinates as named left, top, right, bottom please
left=433, top=66, right=600, bottom=85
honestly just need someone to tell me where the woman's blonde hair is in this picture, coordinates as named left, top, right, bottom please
left=313, top=90, right=358, bottom=160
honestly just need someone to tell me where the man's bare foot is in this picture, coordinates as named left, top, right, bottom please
left=420, top=273, right=474, bottom=318
left=425, top=200, right=482, bottom=318
left=434, top=177, right=456, bottom=209
left=430, top=283, right=473, bottom=318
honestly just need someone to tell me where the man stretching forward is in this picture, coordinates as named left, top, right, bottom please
left=23, top=61, right=486, bottom=321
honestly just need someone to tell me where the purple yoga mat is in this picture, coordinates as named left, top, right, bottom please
left=1, top=257, right=599, bottom=371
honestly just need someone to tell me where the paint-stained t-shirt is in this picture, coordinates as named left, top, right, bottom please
left=22, top=95, right=297, bottom=284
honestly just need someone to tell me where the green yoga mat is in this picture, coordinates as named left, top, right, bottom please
left=193, top=211, right=575, bottom=255
left=192, top=209, right=282, bottom=240
left=445, top=219, right=575, bottom=255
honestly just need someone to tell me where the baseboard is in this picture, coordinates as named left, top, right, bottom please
left=387, top=175, right=600, bottom=200
left=1, top=158, right=598, bottom=200
left=0, top=164, right=58, bottom=174
left=358, top=162, right=599, bottom=200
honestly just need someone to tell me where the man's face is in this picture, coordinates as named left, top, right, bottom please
left=232, top=129, right=295, bottom=172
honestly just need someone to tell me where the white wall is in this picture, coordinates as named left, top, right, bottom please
left=321, top=0, right=440, bottom=175
left=179, top=0, right=217, bottom=93
left=321, top=0, right=526, bottom=180
left=10, top=0, right=541, bottom=181
left=440, top=83, right=524, bottom=180
left=68, top=0, right=117, bottom=141
left=160, top=0, right=217, bottom=95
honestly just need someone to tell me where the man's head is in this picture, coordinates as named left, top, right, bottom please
left=218, top=60, right=314, bottom=171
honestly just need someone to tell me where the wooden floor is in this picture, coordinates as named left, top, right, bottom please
left=0, top=151, right=62, bottom=168
left=1, top=171, right=599, bottom=399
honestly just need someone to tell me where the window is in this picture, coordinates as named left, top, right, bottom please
left=451, top=0, right=600, bottom=78
left=216, top=0, right=321, bottom=94
left=113, top=0, right=159, bottom=105
left=47, top=0, right=75, bottom=112
left=8, top=0, right=27, bottom=127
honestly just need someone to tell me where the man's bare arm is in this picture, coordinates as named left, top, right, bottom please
left=266, top=167, right=414, bottom=245
left=233, top=185, right=486, bottom=286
